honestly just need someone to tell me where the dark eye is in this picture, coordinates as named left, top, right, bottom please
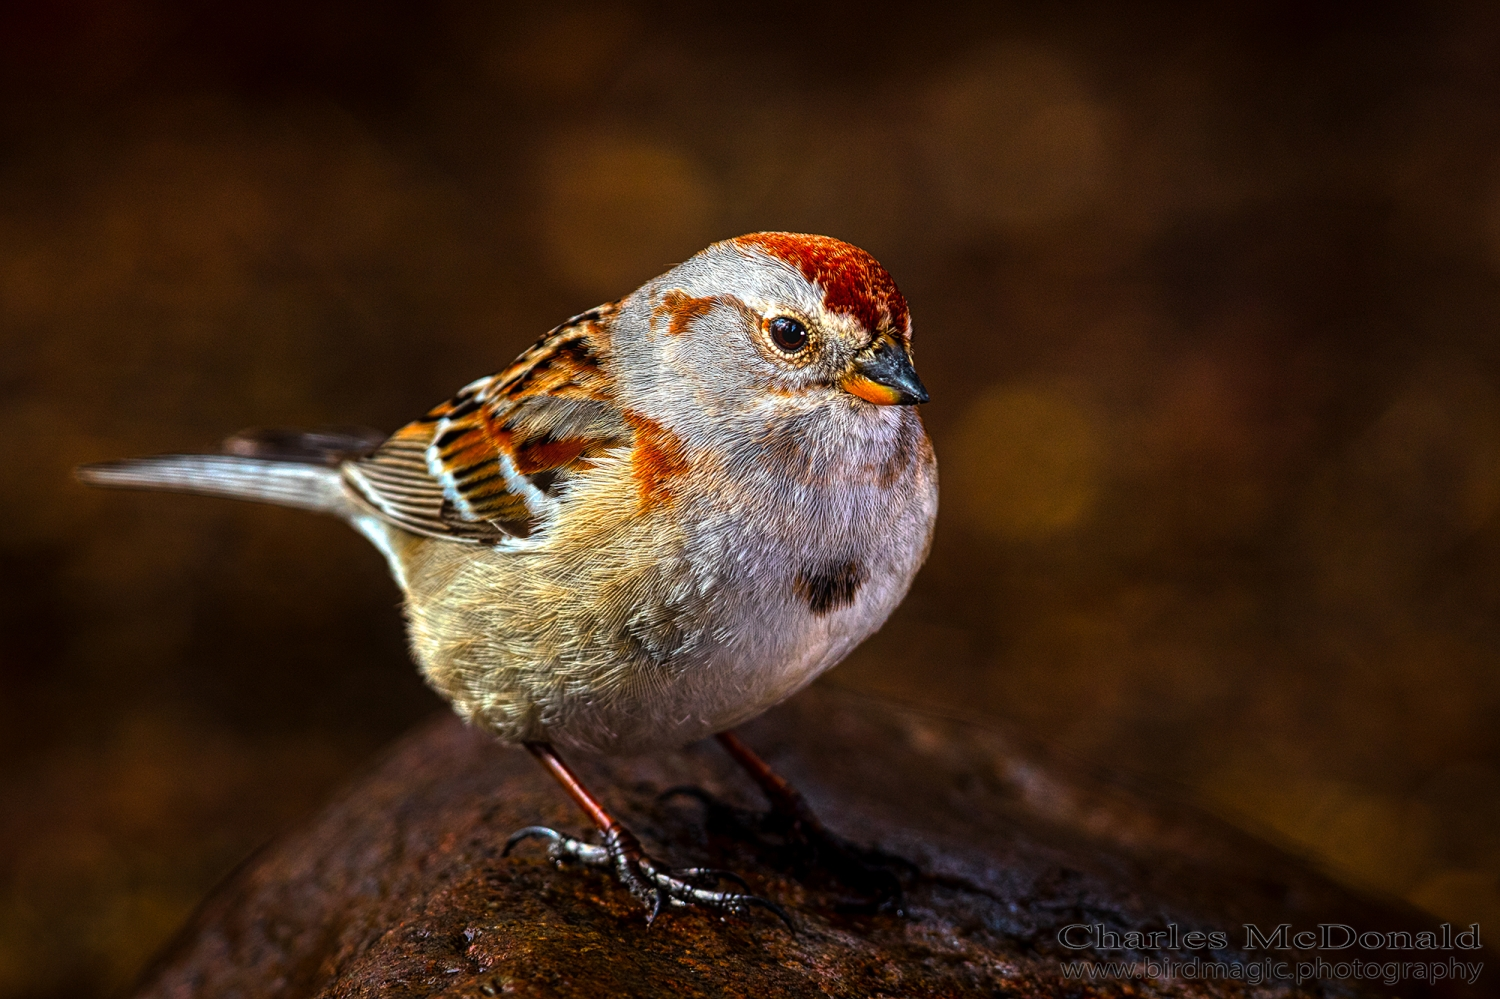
left=767, top=316, right=809, bottom=353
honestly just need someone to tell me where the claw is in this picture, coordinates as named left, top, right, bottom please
left=646, top=888, right=665, bottom=925
left=504, top=824, right=611, bottom=866
left=740, top=894, right=797, bottom=932
left=502, top=825, right=560, bottom=856
left=504, top=822, right=792, bottom=930
left=675, top=867, right=752, bottom=892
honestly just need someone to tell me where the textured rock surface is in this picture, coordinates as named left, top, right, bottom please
left=131, top=686, right=1485, bottom=998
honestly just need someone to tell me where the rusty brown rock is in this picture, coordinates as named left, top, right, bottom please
left=130, top=686, right=1487, bottom=998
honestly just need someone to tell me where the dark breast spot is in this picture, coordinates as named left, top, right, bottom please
left=794, top=560, right=868, bottom=616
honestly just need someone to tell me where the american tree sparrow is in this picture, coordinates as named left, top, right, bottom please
left=79, top=233, right=938, bottom=921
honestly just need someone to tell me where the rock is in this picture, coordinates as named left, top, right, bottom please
left=130, top=686, right=1486, bottom=998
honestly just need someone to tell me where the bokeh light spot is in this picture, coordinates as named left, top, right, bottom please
left=487, top=6, right=639, bottom=100
left=949, top=383, right=1101, bottom=540
left=537, top=138, right=719, bottom=297
left=925, top=43, right=1110, bottom=230
left=1362, top=369, right=1500, bottom=536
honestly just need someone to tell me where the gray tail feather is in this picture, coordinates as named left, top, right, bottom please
left=76, top=454, right=352, bottom=515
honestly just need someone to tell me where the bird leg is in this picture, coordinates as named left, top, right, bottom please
left=664, top=731, right=913, bottom=912
left=503, top=741, right=790, bottom=927
left=715, top=731, right=823, bottom=830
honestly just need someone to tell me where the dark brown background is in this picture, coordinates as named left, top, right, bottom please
left=3, top=3, right=1499, bottom=997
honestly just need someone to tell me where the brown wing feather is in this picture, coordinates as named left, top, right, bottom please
left=343, top=306, right=629, bottom=543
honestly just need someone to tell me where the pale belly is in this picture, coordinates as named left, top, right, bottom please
left=359, top=421, right=938, bottom=755
left=387, top=522, right=917, bottom=754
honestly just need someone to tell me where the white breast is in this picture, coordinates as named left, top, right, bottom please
left=386, top=406, right=936, bottom=755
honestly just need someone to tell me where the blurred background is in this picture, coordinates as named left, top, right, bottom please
left=3, top=2, right=1500, bottom=995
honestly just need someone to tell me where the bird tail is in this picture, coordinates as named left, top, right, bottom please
left=76, top=454, right=354, bottom=513
left=74, top=427, right=386, bottom=517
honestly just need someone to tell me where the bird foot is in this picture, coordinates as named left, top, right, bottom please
left=660, top=786, right=914, bottom=914
left=503, top=823, right=793, bottom=929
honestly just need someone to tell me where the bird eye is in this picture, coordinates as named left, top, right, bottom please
left=767, top=316, right=809, bottom=353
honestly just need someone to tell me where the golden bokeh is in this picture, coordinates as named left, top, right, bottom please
left=925, top=43, right=1110, bottom=230
left=947, top=383, right=1101, bottom=540
left=537, top=137, right=719, bottom=297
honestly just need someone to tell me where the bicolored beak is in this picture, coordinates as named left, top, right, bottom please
left=840, top=335, right=929, bottom=406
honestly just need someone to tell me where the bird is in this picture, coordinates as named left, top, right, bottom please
left=77, top=232, right=938, bottom=923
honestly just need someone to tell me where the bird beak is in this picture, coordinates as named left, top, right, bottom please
left=840, top=335, right=929, bottom=406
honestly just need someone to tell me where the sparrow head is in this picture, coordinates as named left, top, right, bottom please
left=614, top=233, right=927, bottom=426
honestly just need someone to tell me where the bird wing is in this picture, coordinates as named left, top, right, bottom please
left=342, top=306, right=630, bottom=543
